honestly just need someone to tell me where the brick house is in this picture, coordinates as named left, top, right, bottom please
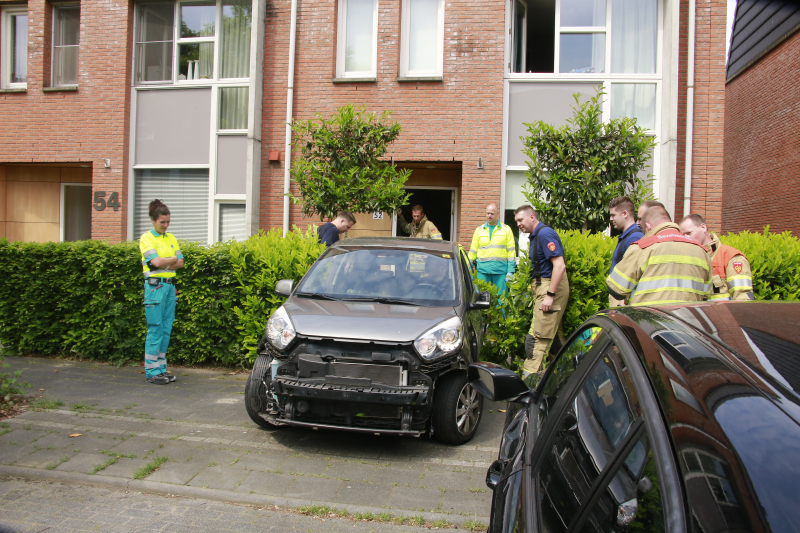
left=0, top=0, right=729, bottom=246
left=722, top=1, right=800, bottom=236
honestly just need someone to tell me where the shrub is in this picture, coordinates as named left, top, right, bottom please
left=720, top=228, right=800, bottom=300
left=1, top=355, right=30, bottom=408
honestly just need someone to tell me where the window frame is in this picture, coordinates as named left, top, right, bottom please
left=175, top=0, right=219, bottom=84
left=399, top=0, right=445, bottom=79
left=134, top=1, right=176, bottom=85
left=1, top=6, right=28, bottom=89
left=51, top=4, right=81, bottom=88
left=60, top=182, right=92, bottom=242
left=216, top=200, right=246, bottom=242
left=336, top=0, right=379, bottom=79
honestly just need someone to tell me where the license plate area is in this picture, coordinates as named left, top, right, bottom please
left=330, top=362, right=404, bottom=386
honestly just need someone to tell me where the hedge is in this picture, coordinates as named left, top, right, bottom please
left=0, top=228, right=325, bottom=367
left=0, top=227, right=796, bottom=369
left=478, top=227, right=800, bottom=366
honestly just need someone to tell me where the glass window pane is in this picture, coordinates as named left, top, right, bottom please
left=54, top=7, right=80, bottom=46
left=219, top=204, right=247, bottom=242
left=181, top=0, right=216, bottom=37
left=134, top=168, right=210, bottom=244
left=219, top=87, right=248, bottom=129
left=559, top=33, right=605, bottom=73
left=611, top=83, right=656, bottom=131
left=561, top=0, right=605, bottom=26
left=220, top=0, right=252, bottom=78
left=136, top=3, right=174, bottom=83
left=53, top=46, right=79, bottom=86
left=408, top=0, right=439, bottom=72
left=63, top=185, right=92, bottom=242
left=344, top=0, right=374, bottom=72
left=611, top=0, right=656, bottom=73
left=136, top=41, right=174, bottom=82
left=140, top=3, right=174, bottom=42
left=179, top=42, right=214, bottom=80
left=11, top=14, right=28, bottom=83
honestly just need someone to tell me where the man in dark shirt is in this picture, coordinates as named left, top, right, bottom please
left=608, top=196, right=643, bottom=307
left=318, top=211, right=356, bottom=247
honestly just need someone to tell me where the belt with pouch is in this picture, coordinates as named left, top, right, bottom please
left=147, top=277, right=175, bottom=286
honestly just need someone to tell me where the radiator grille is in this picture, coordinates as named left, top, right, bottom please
left=330, top=362, right=402, bottom=386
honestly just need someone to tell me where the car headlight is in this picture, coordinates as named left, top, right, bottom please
left=414, top=316, right=463, bottom=360
left=266, top=306, right=296, bottom=350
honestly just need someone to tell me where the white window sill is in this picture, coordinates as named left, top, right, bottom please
left=332, top=77, right=376, bottom=83
left=43, top=86, right=78, bottom=92
left=397, top=76, right=443, bottom=82
left=0, top=87, right=27, bottom=93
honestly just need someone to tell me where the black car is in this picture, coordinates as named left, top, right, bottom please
left=244, top=237, right=491, bottom=444
left=470, top=302, right=800, bottom=532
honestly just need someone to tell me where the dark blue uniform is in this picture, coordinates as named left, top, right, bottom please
left=528, top=223, right=565, bottom=279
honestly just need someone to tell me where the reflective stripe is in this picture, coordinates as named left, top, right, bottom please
left=631, top=299, right=703, bottom=307
left=144, top=269, right=175, bottom=278
left=609, top=268, right=637, bottom=291
left=477, top=257, right=512, bottom=263
left=144, top=353, right=160, bottom=369
left=431, top=234, right=443, bottom=240
left=636, top=275, right=711, bottom=294
left=143, top=248, right=157, bottom=257
left=642, top=255, right=710, bottom=272
left=480, top=244, right=508, bottom=250
left=709, top=294, right=731, bottom=301
left=727, top=276, right=752, bottom=289
left=468, top=248, right=478, bottom=255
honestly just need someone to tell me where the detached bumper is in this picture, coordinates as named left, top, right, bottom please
left=272, top=377, right=430, bottom=406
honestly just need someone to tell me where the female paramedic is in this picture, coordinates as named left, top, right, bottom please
left=139, top=199, right=184, bottom=385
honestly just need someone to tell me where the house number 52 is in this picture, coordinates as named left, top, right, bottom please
left=93, top=191, right=121, bottom=211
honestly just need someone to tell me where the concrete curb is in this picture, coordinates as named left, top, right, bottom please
left=0, top=465, right=490, bottom=526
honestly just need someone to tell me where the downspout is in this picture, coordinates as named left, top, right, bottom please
left=283, top=0, right=298, bottom=236
left=683, top=0, right=696, bottom=216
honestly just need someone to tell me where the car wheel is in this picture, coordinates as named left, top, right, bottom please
left=244, top=355, right=281, bottom=430
left=432, top=371, right=483, bottom=445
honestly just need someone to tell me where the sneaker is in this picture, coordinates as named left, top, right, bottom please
left=146, top=374, right=170, bottom=385
left=165, top=372, right=177, bottom=382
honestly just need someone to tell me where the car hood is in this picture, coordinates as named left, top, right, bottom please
left=284, top=297, right=458, bottom=343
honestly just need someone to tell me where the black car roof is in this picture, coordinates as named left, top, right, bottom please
left=331, top=237, right=459, bottom=253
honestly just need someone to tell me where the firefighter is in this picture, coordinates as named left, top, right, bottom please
left=468, top=203, right=516, bottom=295
left=398, top=205, right=443, bottom=239
left=607, top=206, right=712, bottom=306
left=608, top=196, right=643, bottom=307
left=139, top=199, right=184, bottom=385
left=680, top=214, right=755, bottom=301
left=514, top=205, right=570, bottom=379
left=637, top=200, right=665, bottom=229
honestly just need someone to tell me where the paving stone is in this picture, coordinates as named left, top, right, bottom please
left=0, top=445, right=34, bottom=466
left=386, top=486, right=444, bottom=513
left=186, top=466, right=248, bottom=491
left=283, top=476, right=343, bottom=501
left=138, top=461, right=205, bottom=486
left=456, top=449, right=497, bottom=464
left=185, top=448, right=242, bottom=468
left=280, top=455, right=331, bottom=477
left=325, top=461, right=377, bottom=482
left=14, top=448, right=75, bottom=469
left=30, top=432, right=114, bottom=453
left=228, top=450, right=288, bottom=472
left=440, top=489, right=492, bottom=516
left=96, top=457, right=153, bottom=478
left=372, top=466, right=426, bottom=487
left=55, top=452, right=109, bottom=473
left=0, top=428, right=48, bottom=446
left=334, top=480, right=392, bottom=507
left=108, top=437, right=171, bottom=457
left=150, top=442, right=203, bottom=462
left=420, top=468, right=472, bottom=491
left=234, top=471, right=295, bottom=496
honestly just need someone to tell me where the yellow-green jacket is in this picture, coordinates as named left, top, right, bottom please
left=140, top=229, right=182, bottom=279
left=468, top=223, right=516, bottom=275
left=606, top=222, right=712, bottom=306
left=708, top=233, right=754, bottom=301
left=399, top=214, right=442, bottom=239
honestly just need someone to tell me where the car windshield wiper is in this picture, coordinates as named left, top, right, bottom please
left=295, top=292, right=342, bottom=301
left=340, top=296, right=420, bottom=306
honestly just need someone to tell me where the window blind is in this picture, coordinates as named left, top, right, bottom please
left=219, top=203, right=247, bottom=242
left=134, top=169, right=210, bottom=244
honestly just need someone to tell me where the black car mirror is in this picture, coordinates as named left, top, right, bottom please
left=275, top=279, right=294, bottom=297
left=486, top=459, right=504, bottom=490
left=616, top=498, right=639, bottom=528
left=469, top=290, right=491, bottom=311
left=468, top=362, right=531, bottom=403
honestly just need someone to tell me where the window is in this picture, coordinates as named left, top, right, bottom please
left=134, top=168, right=210, bottom=243
left=61, top=183, right=92, bottom=241
left=135, top=2, right=174, bottom=83
left=219, top=203, right=246, bottom=241
left=2, top=7, right=28, bottom=88
left=400, top=0, right=444, bottom=78
left=52, top=5, right=80, bottom=86
left=336, top=0, right=378, bottom=78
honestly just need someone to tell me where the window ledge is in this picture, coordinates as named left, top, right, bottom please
left=332, top=77, right=377, bottom=83
left=0, top=88, right=27, bottom=93
left=397, top=76, right=443, bottom=82
left=43, top=86, right=78, bottom=92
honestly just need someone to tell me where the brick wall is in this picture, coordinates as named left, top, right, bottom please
left=259, top=0, right=505, bottom=247
left=0, top=0, right=133, bottom=242
left=674, top=0, right=727, bottom=228
left=722, top=29, right=800, bottom=236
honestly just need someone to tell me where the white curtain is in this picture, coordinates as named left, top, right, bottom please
left=345, top=0, right=374, bottom=72
left=611, top=0, right=657, bottom=73
left=611, top=83, right=656, bottom=130
left=220, top=0, right=252, bottom=78
left=219, top=87, right=248, bottom=129
left=408, top=0, right=439, bottom=72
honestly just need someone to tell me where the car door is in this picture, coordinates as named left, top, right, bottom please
left=459, top=247, right=483, bottom=359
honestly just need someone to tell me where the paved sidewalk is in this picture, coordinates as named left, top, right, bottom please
left=0, top=357, right=505, bottom=526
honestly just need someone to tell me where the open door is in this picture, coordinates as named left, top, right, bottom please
left=395, top=187, right=456, bottom=241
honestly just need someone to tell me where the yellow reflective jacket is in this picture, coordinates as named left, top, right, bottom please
left=468, top=223, right=516, bottom=275
left=140, top=229, right=182, bottom=279
left=708, top=233, right=754, bottom=301
left=606, top=223, right=712, bottom=306
left=399, top=215, right=442, bottom=239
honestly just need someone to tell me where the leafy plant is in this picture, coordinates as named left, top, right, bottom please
left=0, top=356, right=30, bottom=407
left=289, top=104, right=411, bottom=220
left=521, top=86, right=656, bottom=233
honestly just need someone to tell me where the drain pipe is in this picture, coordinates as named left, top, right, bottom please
left=683, top=0, right=696, bottom=216
left=283, top=0, right=298, bottom=236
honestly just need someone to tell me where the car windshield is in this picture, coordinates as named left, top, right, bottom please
left=296, top=247, right=459, bottom=307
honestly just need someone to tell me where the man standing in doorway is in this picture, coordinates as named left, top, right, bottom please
left=514, top=205, right=570, bottom=380
left=608, top=196, right=643, bottom=307
left=398, top=205, right=443, bottom=239
left=318, top=211, right=356, bottom=247
left=468, top=203, right=516, bottom=295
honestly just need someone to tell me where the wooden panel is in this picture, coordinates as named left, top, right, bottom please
left=6, top=166, right=61, bottom=182
left=0, top=222, right=5, bottom=239
left=61, top=167, right=93, bottom=183
left=351, top=211, right=393, bottom=232
left=402, top=168, right=461, bottom=188
left=0, top=178, right=6, bottom=222
left=6, top=181, right=61, bottom=223
left=345, top=228, right=393, bottom=239
left=0, top=165, right=6, bottom=181
left=5, top=222, right=60, bottom=243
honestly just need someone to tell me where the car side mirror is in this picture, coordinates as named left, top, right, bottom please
left=468, top=362, right=531, bottom=403
left=469, top=290, right=491, bottom=310
left=275, top=279, right=294, bottom=297
left=616, top=498, right=638, bottom=528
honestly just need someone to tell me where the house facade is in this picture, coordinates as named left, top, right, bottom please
left=0, top=0, right=729, bottom=246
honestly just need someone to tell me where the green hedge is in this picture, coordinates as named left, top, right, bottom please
left=479, top=227, right=800, bottom=365
left=0, top=228, right=325, bottom=367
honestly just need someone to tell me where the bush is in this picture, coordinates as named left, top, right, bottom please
left=1, top=355, right=30, bottom=408
left=720, top=227, right=800, bottom=300
left=0, top=227, right=324, bottom=367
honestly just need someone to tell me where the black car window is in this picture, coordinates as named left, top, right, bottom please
left=459, top=248, right=475, bottom=295
left=537, top=342, right=665, bottom=533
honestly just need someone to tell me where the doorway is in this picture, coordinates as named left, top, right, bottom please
left=394, top=187, right=456, bottom=241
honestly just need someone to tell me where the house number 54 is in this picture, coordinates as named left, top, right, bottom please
left=93, top=191, right=121, bottom=211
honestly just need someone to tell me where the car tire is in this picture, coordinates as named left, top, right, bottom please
left=432, top=371, right=483, bottom=445
left=245, top=355, right=281, bottom=430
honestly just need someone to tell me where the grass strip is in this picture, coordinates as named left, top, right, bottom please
left=30, top=399, right=64, bottom=410
left=132, top=456, right=168, bottom=480
left=296, top=505, right=487, bottom=531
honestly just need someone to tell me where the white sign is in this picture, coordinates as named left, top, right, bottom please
left=372, top=211, right=384, bottom=220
